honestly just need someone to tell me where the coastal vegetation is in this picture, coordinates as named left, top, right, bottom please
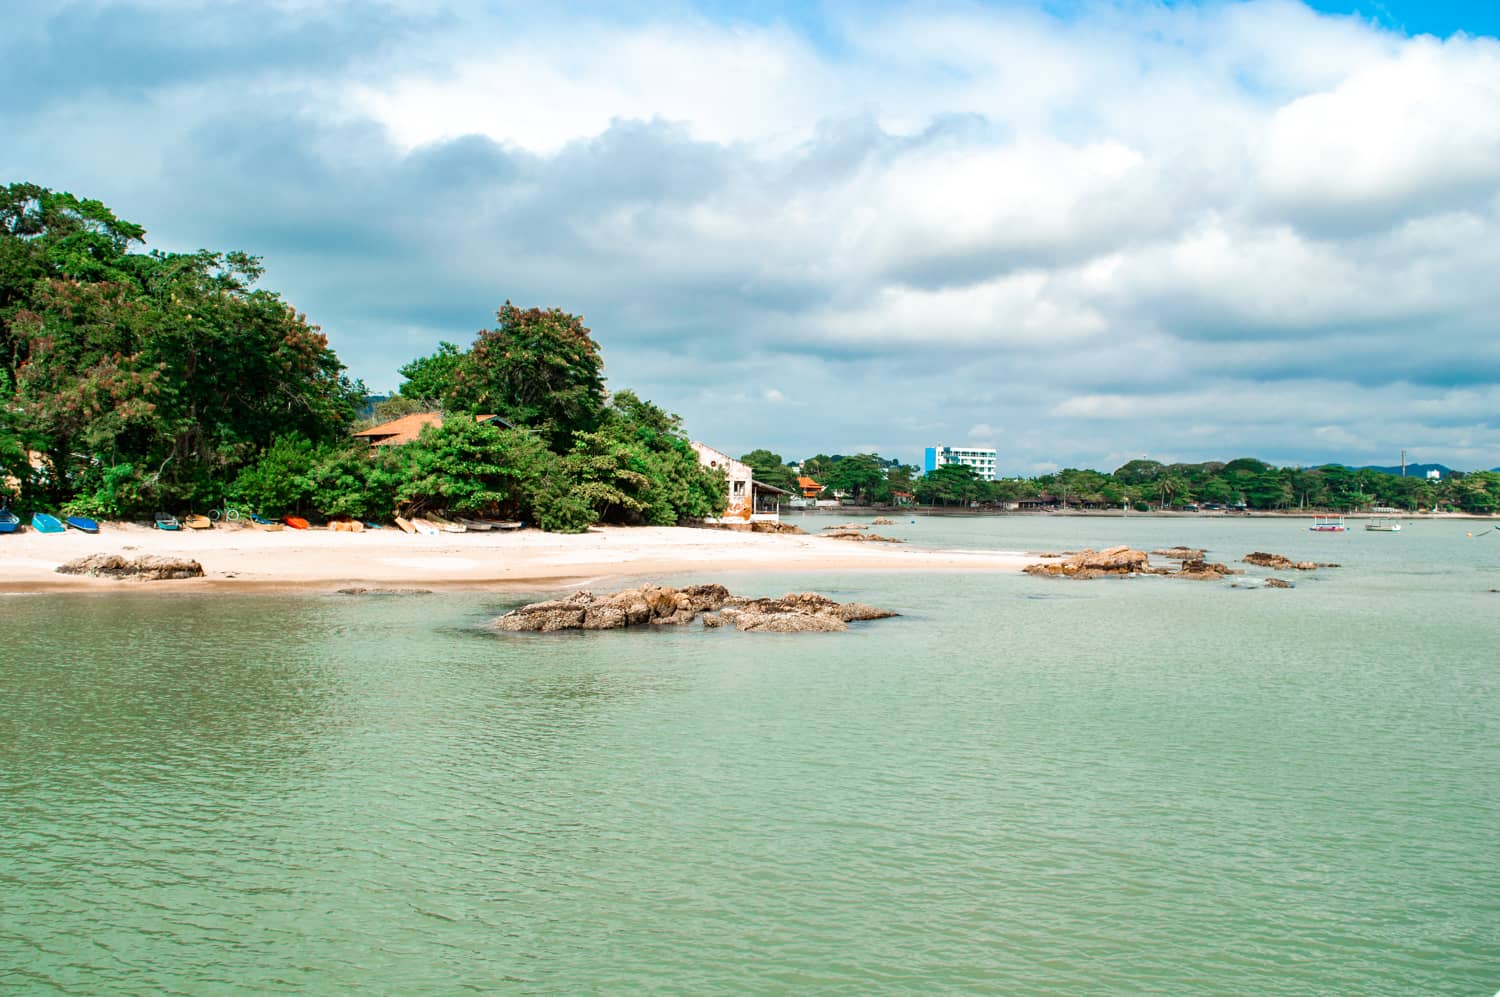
left=758, top=452, right=1500, bottom=514
left=0, top=183, right=723, bottom=531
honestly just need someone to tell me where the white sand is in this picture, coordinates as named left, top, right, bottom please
left=0, top=523, right=1031, bottom=593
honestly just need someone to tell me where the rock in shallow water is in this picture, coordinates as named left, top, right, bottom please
left=493, top=584, right=896, bottom=633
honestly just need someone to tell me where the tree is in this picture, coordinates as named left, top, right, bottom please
left=396, top=341, right=465, bottom=405
left=398, top=418, right=552, bottom=516
left=823, top=453, right=886, bottom=504
left=2, top=185, right=361, bottom=514
left=740, top=448, right=798, bottom=494
left=916, top=462, right=982, bottom=506
left=447, top=302, right=606, bottom=451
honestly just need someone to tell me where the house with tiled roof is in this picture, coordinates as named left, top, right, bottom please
left=352, top=412, right=512, bottom=447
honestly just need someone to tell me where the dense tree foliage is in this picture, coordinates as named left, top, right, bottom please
left=1, top=183, right=361, bottom=515
left=3, top=183, right=724, bottom=532
left=750, top=444, right=1500, bottom=514
left=739, top=448, right=797, bottom=494
left=397, top=304, right=606, bottom=452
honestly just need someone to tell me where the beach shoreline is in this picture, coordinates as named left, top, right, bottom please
left=0, top=523, right=1033, bottom=595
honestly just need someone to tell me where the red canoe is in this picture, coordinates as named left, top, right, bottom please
left=283, top=515, right=310, bottom=530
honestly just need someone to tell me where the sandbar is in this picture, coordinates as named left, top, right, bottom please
left=0, top=523, right=1031, bottom=594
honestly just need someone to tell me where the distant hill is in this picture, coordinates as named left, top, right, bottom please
left=1355, top=462, right=1454, bottom=478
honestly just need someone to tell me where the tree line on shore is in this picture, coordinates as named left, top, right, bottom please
left=0, top=183, right=723, bottom=531
left=739, top=452, right=1500, bottom=514
left=7, top=182, right=1496, bottom=529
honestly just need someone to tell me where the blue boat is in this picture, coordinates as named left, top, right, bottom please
left=155, top=512, right=180, bottom=531
left=32, top=513, right=66, bottom=534
left=0, top=507, right=19, bottom=534
left=65, top=515, right=100, bottom=534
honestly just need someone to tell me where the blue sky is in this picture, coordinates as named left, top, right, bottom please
left=4, top=1, right=1500, bottom=472
left=1307, top=0, right=1500, bottom=37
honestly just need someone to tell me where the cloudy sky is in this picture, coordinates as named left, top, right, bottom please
left=6, top=0, right=1500, bottom=473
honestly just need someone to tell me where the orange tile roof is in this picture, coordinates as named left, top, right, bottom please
left=353, top=413, right=500, bottom=446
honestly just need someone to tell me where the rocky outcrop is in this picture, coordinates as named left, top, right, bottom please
left=336, top=587, right=433, bottom=596
left=1243, top=552, right=1339, bottom=570
left=702, top=521, right=806, bottom=534
left=823, top=530, right=905, bottom=543
left=1173, top=557, right=1237, bottom=581
left=872, top=517, right=896, bottom=525
left=494, top=584, right=895, bottom=633
left=1025, top=546, right=1236, bottom=581
left=56, top=553, right=205, bottom=580
left=1025, top=545, right=1150, bottom=579
left=751, top=521, right=805, bottom=534
left=1265, top=577, right=1294, bottom=589
left=1152, top=547, right=1205, bottom=560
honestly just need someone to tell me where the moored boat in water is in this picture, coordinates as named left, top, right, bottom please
left=1364, top=517, right=1402, bottom=532
left=1309, top=515, right=1347, bottom=532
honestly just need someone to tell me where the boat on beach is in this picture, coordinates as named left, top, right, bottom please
left=249, top=515, right=284, bottom=531
left=409, top=518, right=442, bottom=536
left=183, top=514, right=213, bottom=530
left=32, top=513, right=66, bottom=534
left=283, top=515, right=310, bottom=530
left=65, top=515, right=100, bottom=534
left=1309, top=515, right=1347, bottom=532
left=154, top=512, right=179, bottom=530
left=395, top=516, right=416, bottom=534
left=0, top=507, right=21, bottom=534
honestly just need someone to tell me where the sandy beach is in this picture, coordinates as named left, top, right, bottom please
left=0, top=523, right=1031, bottom=593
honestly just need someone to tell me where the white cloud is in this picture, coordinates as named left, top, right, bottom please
left=8, top=0, right=1500, bottom=469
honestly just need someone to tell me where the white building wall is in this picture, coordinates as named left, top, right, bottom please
left=931, top=445, right=999, bottom=480
left=691, top=441, right=768, bottom=521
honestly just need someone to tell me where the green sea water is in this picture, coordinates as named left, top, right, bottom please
left=3, top=516, right=1498, bottom=994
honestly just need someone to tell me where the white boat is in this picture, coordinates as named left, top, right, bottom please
left=1364, top=517, right=1401, bottom=532
left=1309, top=515, right=1347, bottom=532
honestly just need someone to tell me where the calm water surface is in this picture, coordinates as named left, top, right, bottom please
left=3, top=516, right=1498, bottom=994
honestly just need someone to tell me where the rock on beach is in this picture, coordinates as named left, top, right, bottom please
left=55, top=553, right=205, bottom=580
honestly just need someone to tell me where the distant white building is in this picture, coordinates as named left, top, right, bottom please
left=924, top=445, right=998, bottom=481
left=1426, top=469, right=1442, bottom=481
left=691, top=442, right=788, bottom=523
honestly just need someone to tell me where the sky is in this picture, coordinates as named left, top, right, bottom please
left=5, top=0, right=1500, bottom=474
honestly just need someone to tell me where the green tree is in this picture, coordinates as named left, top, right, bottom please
left=398, top=418, right=552, bottom=516
left=396, top=341, right=465, bottom=405
left=823, top=453, right=886, bottom=504
left=3, top=186, right=361, bottom=514
left=740, top=448, right=798, bottom=494
left=447, top=302, right=606, bottom=451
